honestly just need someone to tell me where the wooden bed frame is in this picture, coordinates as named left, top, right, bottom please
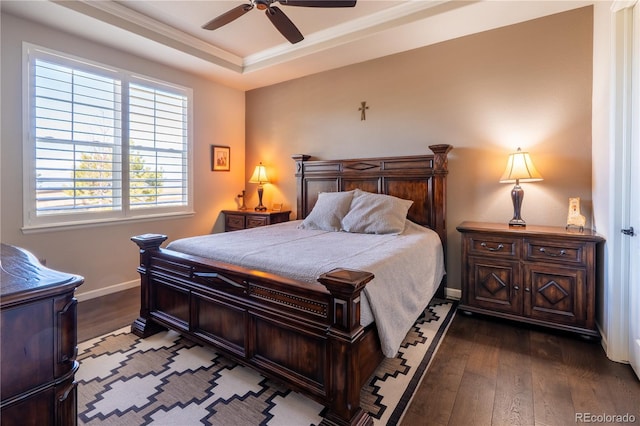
left=130, top=144, right=452, bottom=426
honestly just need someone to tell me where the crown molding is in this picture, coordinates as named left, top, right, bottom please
left=52, top=0, right=243, bottom=72
left=243, top=0, right=468, bottom=73
left=50, top=0, right=469, bottom=75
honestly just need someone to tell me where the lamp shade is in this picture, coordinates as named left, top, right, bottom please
left=499, top=148, right=543, bottom=183
left=249, top=163, right=269, bottom=184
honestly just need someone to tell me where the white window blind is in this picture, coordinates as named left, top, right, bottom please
left=24, top=45, right=192, bottom=230
left=129, top=83, right=188, bottom=209
left=34, top=59, right=122, bottom=215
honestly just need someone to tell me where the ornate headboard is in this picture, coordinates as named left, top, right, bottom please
left=291, top=144, right=452, bottom=249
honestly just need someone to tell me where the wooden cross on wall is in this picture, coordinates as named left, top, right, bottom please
left=359, top=101, right=369, bottom=121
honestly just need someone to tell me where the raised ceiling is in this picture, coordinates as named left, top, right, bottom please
left=1, top=0, right=593, bottom=91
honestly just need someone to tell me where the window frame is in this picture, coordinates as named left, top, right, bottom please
left=22, top=43, right=194, bottom=232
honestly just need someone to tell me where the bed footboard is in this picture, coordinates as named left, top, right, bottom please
left=131, top=234, right=378, bottom=426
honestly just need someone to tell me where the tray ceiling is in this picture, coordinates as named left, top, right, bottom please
left=1, top=1, right=593, bottom=90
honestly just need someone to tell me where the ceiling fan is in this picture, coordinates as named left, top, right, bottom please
left=202, top=0, right=357, bottom=44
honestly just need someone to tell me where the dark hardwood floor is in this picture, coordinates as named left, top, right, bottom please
left=402, top=312, right=640, bottom=426
left=77, top=287, right=140, bottom=342
left=78, top=292, right=640, bottom=425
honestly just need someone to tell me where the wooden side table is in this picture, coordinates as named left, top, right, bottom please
left=222, top=210, right=291, bottom=232
left=456, top=221, right=605, bottom=338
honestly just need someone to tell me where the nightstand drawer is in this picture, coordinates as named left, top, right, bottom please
left=525, top=239, right=585, bottom=265
left=225, top=214, right=245, bottom=231
left=246, top=217, right=267, bottom=228
left=466, top=234, right=520, bottom=259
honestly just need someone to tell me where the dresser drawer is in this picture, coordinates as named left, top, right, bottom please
left=465, top=234, right=520, bottom=259
left=225, top=214, right=245, bottom=231
left=525, top=239, right=586, bottom=265
left=223, top=210, right=291, bottom=232
left=246, top=217, right=268, bottom=228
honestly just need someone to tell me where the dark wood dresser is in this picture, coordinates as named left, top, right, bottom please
left=1, top=244, right=84, bottom=425
left=222, top=210, right=291, bottom=232
left=457, top=221, right=604, bottom=338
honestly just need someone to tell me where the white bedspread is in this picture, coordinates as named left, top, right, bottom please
left=166, top=220, right=445, bottom=357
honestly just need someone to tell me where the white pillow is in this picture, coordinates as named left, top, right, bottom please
left=298, top=190, right=355, bottom=231
left=341, top=189, right=413, bottom=235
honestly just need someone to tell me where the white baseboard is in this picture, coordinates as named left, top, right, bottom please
left=445, top=287, right=461, bottom=300
left=597, top=321, right=630, bottom=364
left=597, top=321, right=609, bottom=356
left=75, top=279, right=140, bottom=302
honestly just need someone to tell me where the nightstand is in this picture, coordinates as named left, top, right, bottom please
left=456, top=221, right=605, bottom=338
left=222, top=210, right=291, bottom=232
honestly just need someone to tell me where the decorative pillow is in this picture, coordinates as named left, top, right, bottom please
left=341, top=189, right=413, bottom=235
left=298, top=190, right=355, bottom=231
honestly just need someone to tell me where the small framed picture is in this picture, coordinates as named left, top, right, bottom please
left=272, top=203, right=283, bottom=212
left=211, top=145, right=230, bottom=171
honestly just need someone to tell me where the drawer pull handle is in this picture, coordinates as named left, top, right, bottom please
left=514, top=285, right=520, bottom=290
left=480, top=242, right=504, bottom=252
left=539, top=247, right=566, bottom=257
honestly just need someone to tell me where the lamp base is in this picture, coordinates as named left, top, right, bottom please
left=508, top=183, right=526, bottom=228
left=255, top=185, right=267, bottom=212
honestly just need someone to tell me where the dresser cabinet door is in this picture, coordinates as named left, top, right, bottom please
left=0, top=299, right=54, bottom=400
left=0, top=373, right=77, bottom=426
left=524, top=264, right=586, bottom=326
left=1, top=387, right=55, bottom=425
left=467, top=257, right=522, bottom=315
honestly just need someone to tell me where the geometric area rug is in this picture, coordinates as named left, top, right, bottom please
left=77, top=299, right=456, bottom=426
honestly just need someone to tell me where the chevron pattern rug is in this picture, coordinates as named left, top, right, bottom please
left=77, top=299, right=455, bottom=425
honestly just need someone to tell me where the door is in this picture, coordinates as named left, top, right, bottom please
left=629, top=1, right=640, bottom=379
left=629, top=143, right=640, bottom=378
left=614, top=0, right=640, bottom=379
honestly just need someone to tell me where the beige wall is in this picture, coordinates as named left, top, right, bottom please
left=245, top=7, right=594, bottom=292
left=0, top=13, right=245, bottom=298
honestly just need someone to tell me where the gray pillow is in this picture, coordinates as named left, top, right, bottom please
left=298, top=190, right=355, bottom=231
left=342, top=189, right=413, bottom=234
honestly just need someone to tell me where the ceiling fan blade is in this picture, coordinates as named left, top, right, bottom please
left=266, top=6, right=304, bottom=44
left=202, top=4, right=254, bottom=30
left=280, top=0, right=356, bottom=7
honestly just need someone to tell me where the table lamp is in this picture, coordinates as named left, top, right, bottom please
left=499, top=147, right=543, bottom=227
left=249, top=162, right=269, bottom=211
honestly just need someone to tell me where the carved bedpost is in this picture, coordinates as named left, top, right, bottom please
left=292, top=154, right=311, bottom=220
left=428, top=144, right=452, bottom=247
left=130, top=233, right=168, bottom=338
left=318, top=268, right=375, bottom=426
left=429, top=144, right=452, bottom=298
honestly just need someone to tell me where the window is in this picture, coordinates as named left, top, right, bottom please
left=23, top=45, right=193, bottom=230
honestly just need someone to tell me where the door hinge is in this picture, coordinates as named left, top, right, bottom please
left=621, top=226, right=635, bottom=236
